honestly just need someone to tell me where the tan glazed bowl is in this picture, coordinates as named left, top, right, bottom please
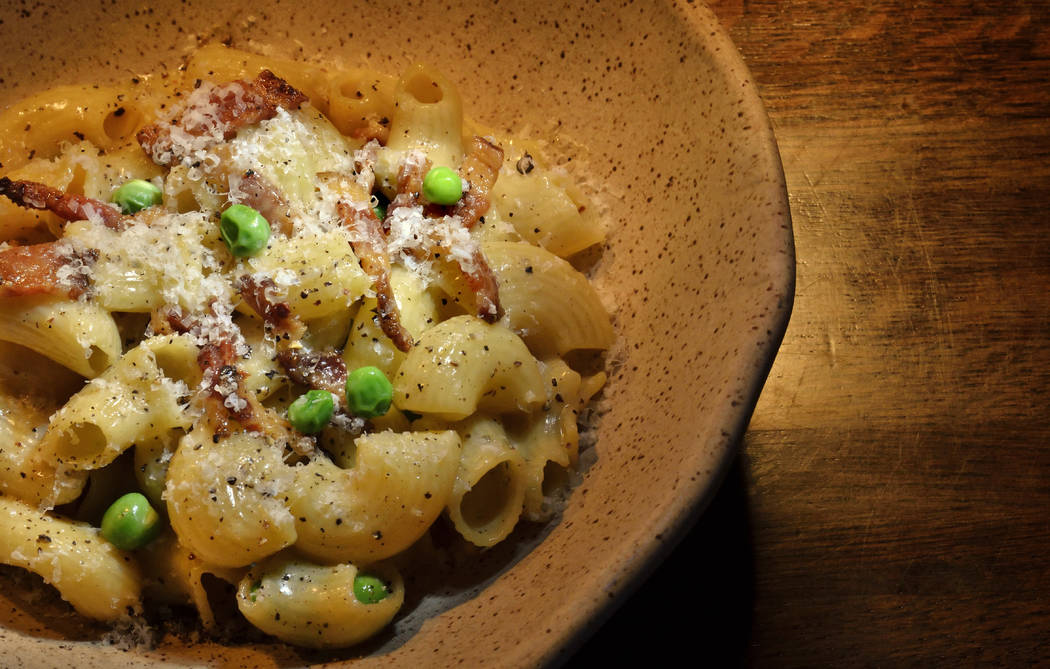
left=0, top=0, right=792, bottom=666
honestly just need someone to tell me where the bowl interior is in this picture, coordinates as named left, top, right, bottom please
left=0, top=1, right=792, bottom=666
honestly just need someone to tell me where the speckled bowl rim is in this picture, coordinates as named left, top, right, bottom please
left=551, top=4, right=794, bottom=665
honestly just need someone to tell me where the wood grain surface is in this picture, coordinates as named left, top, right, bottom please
left=575, top=1, right=1050, bottom=665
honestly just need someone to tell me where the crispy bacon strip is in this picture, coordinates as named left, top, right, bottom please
left=453, top=136, right=504, bottom=229
left=458, top=246, right=502, bottom=322
left=0, top=242, right=97, bottom=299
left=386, top=154, right=431, bottom=220
left=158, top=301, right=309, bottom=452
left=0, top=177, right=125, bottom=229
left=229, top=169, right=296, bottom=236
left=237, top=274, right=349, bottom=402
left=194, top=145, right=296, bottom=236
left=277, top=348, right=348, bottom=402
left=149, top=304, right=193, bottom=336
left=350, top=113, right=391, bottom=145
left=337, top=202, right=414, bottom=352
left=236, top=275, right=305, bottom=338
left=137, top=70, right=307, bottom=167
left=196, top=332, right=310, bottom=453
left=196, top=338, right=250, bottom=437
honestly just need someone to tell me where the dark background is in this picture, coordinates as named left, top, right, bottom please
left=576, top=0, right=1050, bottom=665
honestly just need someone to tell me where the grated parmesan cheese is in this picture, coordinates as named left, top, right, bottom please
left=51, top=238, right=94, bottom=300
left=150, top=81, right=246, bottom=168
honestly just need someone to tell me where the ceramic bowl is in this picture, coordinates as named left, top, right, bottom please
left=0, top=0, right=792, bottom=666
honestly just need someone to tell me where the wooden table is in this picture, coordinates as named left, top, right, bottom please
left=575, top=1, right=1050, bottom=665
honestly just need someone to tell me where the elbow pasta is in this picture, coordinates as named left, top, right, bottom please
left=0, top=45, right=613, bottom=648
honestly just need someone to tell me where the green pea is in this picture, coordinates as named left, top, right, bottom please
left=111, top=179, right=162, bottom=214
left=101, top=492, right=162, bottom=550
left=220, top=204, right=271, bottom=257
left=353, top=573, right=390, bottom=604
left=287, top=389, right=335, bottom=434
left=421, top=166, right=463, bottom=205
left=346, top=366, right=393, bottom=418
left=373, top=201, right=387, bottom=221
left=249, top=580, right=262, bottom=602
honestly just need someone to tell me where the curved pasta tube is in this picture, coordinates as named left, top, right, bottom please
left=446, top=417, right=527, bottom=547
left=138, top=533, right=245, bottom=630
left=0, top=343, right=87, bottom=507
left=63, top=212, right=229, bottom=314
left=343, top=265, right=442, bottom=378
left=0, top=496, right=141, bottom=621
left=324, top=68, right=397, bottom=137
left=393, top=315, right=545, bottom=421
left=240, top=227, right=371, bottom=320
left=487, top=151, right=605, bottom=257
left=229, top=105, right=355, bottom=214
left=289, top=430, right=460, bottom=564
left=0, top=84, right=150, bottom=170
left=0, top=437, right=86, bottom=510
left=165, top=429, right=297, bottom=568
left=0, top=389, right=86, bottom=508
left=57, top=141, right=163, bottom=203
left=0, top=295, right=122, bottom=377
left=511, top=359, right=607, bottom=520
left=384, top=63, right=465, bottom=174
left=237, top=555, right=404, bottom=648
left=483, top=241, right=615, bottom=356
left=34, top=334, right=199, bottom=471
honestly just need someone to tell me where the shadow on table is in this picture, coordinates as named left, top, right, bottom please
left=570, top=454, right=755, bottom=665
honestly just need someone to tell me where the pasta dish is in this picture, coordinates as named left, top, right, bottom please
left=0, top=45, right=613, bottom=648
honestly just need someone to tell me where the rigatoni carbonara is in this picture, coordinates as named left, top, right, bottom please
left=0, top=44, right=612, bottom=648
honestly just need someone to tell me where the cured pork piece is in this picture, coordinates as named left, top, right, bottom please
left=137, top=70, right=308, bottom=168
left=453, top=136, right=503, bottom=229
left=337, top=202, right=414, bottom=352
left=0, top=241, right=97, bottom=298
left=0, top=177, right=124, bottom=229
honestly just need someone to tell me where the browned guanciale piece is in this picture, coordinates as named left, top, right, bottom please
left=148, top=304, right=194, bottom=337
left=197, top=333, right=309, bottom=453
left=196, top=337, right=251, bottom=438
left=236, top=274, right=349, bottom=401
left=350, top=113, right=391, bottom=146
left=277, top=348, right=348, bottom=402
left=137, top=70, right=307, bottom=167
left=386, top=154, right=431, bottom=220
left=229, top=170, right=295, bottom=236
left=458, top=246, right=502, bottom=322
left=163, top=301, right=307, bottom=453
left=236, top=274, right=305, bottom=339
left=453, top=136, right=504, bottom=229
left=0, top=177, right=125, bottom=229
left=337, top=202, right=414, bottom=352
left=0, top=242, right=97, bottom=299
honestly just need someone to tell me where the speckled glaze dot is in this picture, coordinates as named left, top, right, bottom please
left=0, top=1, right=792, bottom=667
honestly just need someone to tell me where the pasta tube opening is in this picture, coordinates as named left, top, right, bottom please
left=405, top=71, right=445, bottom=104
left=446, top=416, right=527, bottom=548
left=101, top=105, right=143, bottom=145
